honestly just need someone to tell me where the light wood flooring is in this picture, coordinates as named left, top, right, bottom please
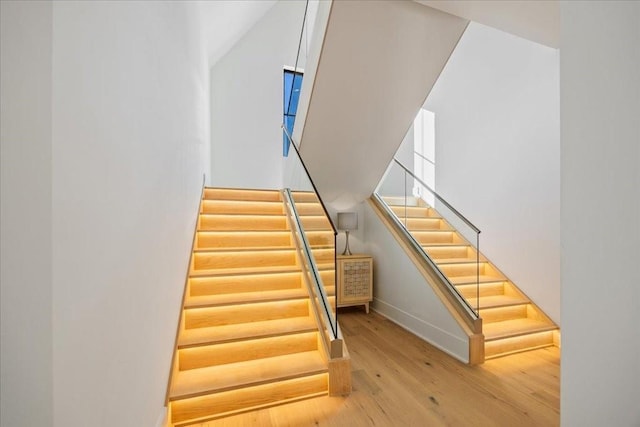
left=190, top=307, right=560, bottom=426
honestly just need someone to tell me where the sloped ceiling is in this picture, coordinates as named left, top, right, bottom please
left=298, top=1, right=469, bottom=207
left=200, top=0, right=277, bottom=67
left=416, top=0, right=559, bottom=48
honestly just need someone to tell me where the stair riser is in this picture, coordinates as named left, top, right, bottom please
left=291, top=192, right=319, bottom=203
left=178, top=332, right=318, bottom=371
left=425, top=246, right=472, bottom=260
left=306, top=231, right=335, bottom=247
left=204, top=188, right=281, bottom=202
left=299, top=216, right=333, bottom=231
left=485, top=331, right=555, bottom=359
left=390, top=206, right=437, bottom=218
left=184, top=300, right=309, bottom=329
left=193, top=251, right=297, bottom=270
left=439, top=262, right=492, bottom=278
left=201, top=200, right=284, bottom=215
left=319, top=270, right=335, bottom=285
left=189, top=273, right=302, bottom=297
left=197, top=232, right=292, bottom=249
left=413, top=231, right=459, bottom=244
left=295, top=203, right=325, bottom=215
left=199, top=215, right=288, bottom=231
left=456, top=282, right=505, bottom=299
left=404, top=218, right=447, bottom=231
left=170, top=373, right=328, bottom=424
left=310, top=248, right=335, bottom=264
left=480, top=305, right=529, bottom=323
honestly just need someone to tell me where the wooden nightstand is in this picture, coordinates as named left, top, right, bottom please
left=337, top=254, right=373, bottom=313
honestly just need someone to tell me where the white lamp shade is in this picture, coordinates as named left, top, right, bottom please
left=337, top=212, right=358, bottom=231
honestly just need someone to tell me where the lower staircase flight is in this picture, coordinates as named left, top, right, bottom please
left=374, top=194, right=559, bottom=362
left=165, top=187, right=348, bottom=426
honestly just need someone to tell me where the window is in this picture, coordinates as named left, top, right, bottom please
left=283, top=69, right=303, bottom=157
left=413, top=109, right=436, bottom=205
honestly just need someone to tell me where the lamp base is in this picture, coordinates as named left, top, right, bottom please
left=342, top=231, right=352, bottom=256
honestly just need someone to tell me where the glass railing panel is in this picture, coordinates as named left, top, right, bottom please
left=375, top=160, right=415, bottom=227
left=374, top=159, right=481, bottom=316
left=282, top=127, right=339, bottom=343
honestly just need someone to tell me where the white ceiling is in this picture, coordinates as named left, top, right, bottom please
left=416, top=0, right=560, bottom=48
left=199, top=0, right=277, bottom=67
left=200, top=0, right=559, bottom=69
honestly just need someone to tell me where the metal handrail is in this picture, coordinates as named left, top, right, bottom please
left=285, top=0, right=309, bottom=118
left=282, top=124, right=338, bottom=235
left=392, top=158, right=481, bottom=234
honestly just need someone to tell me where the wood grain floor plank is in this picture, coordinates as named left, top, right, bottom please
left=189, top=308, right=559, bottom=427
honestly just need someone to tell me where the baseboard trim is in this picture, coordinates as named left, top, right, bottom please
left=372, top=297, right=469, bottom=363
left=155, top=406, right=168, bottom=427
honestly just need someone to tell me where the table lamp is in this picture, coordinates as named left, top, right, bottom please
left=337, top=212, right=358, bottom=256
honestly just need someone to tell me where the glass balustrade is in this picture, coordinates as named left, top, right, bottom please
left=375, top=158, right=481, bottom=318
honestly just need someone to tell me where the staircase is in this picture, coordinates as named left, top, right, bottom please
left=166, top=188, right=332, bottom=426
left=385, top=198, right=559, bottom=360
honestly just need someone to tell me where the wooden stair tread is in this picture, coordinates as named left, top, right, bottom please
left=190, top=262, right=334, bottom=277
left=433, top=257, right=481, bottom=264
left=381, top=196, right=420, bottom=206
left=201, top=201, right=284, bottom=215
left=198, top=230, right=290, bottom=234
left=402, top=216, right=443, bottom=221
left=202, top=200, right=283, bottom=207
left=291, top=191, right=320, bottom=202
left=194, top=244, right=333, bottom=253
left=466, top=294, right=530, bottom=309
left=303, top=262, right=335, bottom=270
left=422, top=242, right=469, bottom=248
left=198, top=213, right=289, bottom=231
left=194, top=245, right=294, bottom=252
left=193, top=247, right=296, bottom=254
left=450, top=274, right=506, bottom=285
left=170, top=351, right=327, bottom=400
left=390, top=209, right=438, bottom=218
left=483, top=318, right=557, bottom=341
left=199, top=213, right=286, bottom=218
left=434, top=256, right=486, bottom=264
left=170, top=377, right=328, bottom=426
left=190, top=265, right=302, bottom=277
left=409, top=227, right=452, bottom=234
left=178, top=316, right=317, bottom=348
left=185, top=288, right=309, bottom=308
left=203, top=188, right=282, bottom=202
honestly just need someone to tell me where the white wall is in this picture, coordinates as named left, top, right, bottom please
left=560, top=2, right=640, bottom=426
left=3, top=3, right=209, bottom=425
left=1, top=2, right=53, bottom=425
left=200, top=0, right=277, bottom=67
left=50, top=3, right=209, bottom=425
left=5, top=2, right=211, bottom=427
left=364, top=203, right=470, bottom=363
left=424, top=22, right=561, bottom=324
left=209, top=1, right=308, bottom=189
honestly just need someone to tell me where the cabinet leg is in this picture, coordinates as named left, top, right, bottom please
left=365, top=302, right=369, bottom=314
